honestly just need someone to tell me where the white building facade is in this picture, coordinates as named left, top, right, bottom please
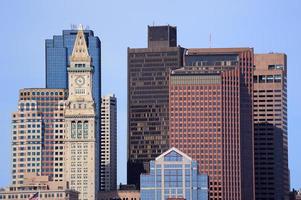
left=100, top=94, right=117, bottom=191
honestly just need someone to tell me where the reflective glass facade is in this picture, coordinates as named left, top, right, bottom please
left=46, top=30, right=101, bottom=91
left=45, top=30, right=101, bottom=126
left=45, top=29, right=102, bottom=191
left=127, top=26, right=184, bottom=187
left=140, top=148, right=208, bottom=200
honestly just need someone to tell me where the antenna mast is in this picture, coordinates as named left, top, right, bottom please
left=209, top=33, right=212, bottom=48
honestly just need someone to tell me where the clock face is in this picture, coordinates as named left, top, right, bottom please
left=75, top=76, right=85, bottom=86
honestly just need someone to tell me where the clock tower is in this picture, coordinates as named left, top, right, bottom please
left=64, top=25, right=99, bottom=200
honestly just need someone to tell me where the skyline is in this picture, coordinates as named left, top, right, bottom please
left=0, top=0, right=300, bottom=190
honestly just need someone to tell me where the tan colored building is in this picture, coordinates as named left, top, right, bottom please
left=100, top=94, right=117, bottom=191
left=63, top=26, right=99, bottom=200
left=10, top=27, right=100, bottom=199
left=11, top=88, right=67, bottom=185
left=0, top=173, right=78, bottom=200
left=254, top=53, right=289, bottom=200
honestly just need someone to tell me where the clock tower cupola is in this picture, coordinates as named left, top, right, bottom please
left=67, top=24, right=94, bottom=104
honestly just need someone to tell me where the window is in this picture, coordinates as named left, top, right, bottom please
left=164, top=151, right=182, bottom=161
left=75, top=88, right=86, bottom=95
left=77, top=122, right=82, bottom=139
left=83, top=122, right=89, bottom=139
left=71, top=122, right=76, bottom=139
left=274, top=74, right=282, bottom=82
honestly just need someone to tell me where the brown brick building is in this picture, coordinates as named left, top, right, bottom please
left=254, top=53, right=289, bottom=200
left=127, top=25, right=184, bottom=187
left=169, top=48, right=254, bottom=200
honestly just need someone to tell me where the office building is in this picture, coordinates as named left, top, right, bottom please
left=46, top=27, right=101, bottom=189
left=100, top=94, right=117, bottom=191
left=11, top=26, right=101, bottom=199
left=45, top=25, right=101, bottom=93
left=0, top=173, right=79, bottom=200
left=254, top=53, right=289, bottom=200
left=169, top=48, right=254, bottom=200
left=127, top=25, right=184, bottom=187
left=140, top=147, right=208, bottom=200
left=11, top=88, right=67, bottom=185
left=64, top=27, right=99, bottom=200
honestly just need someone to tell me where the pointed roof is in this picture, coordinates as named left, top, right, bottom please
left=70, top=25, right=91, bottom=62
left=155, top=147, right=192, bottom=161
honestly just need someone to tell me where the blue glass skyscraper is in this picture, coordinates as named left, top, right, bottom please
left=45, top=29, right=101, bottom=102
left=140, top=147, right=208, bottom=200
left=45, top=27, right=102, bottom=190
left=45, top=28, right=101, bottom=126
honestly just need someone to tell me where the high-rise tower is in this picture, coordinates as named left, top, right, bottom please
left=100, top=94, right=117, bottom=191
left=45, top=27, right=101, bottom=93
left=11, top=88, right=67, bottom=185
left=254, top=53, right=289, bottom=200
left=127, top=25, right=184, bottom=187
left=64, top=27, right=99, bottom=200
left=169, top=48, right=255, bottom=200
left=45, top=28, right=101, bottom=189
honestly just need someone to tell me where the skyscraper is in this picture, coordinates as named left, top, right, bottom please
left=254, top=53, right=289, bottom=200
left=11, top=88, right=67, bottom=185
left=10, top=26, right=101, bottom=199
left=45, top=27, right=101, bottom=93
left=169, top=48, right=254, bottom=200
left=127, top=25, right=184, bottom=187
left=100, top=94, right=117, bottom=191
left=46, top=25, right=102, bottom=191
left=64, top=27, right=99, bottom=200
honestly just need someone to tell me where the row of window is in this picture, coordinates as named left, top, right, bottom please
left=254, top=89, right=282, bottom=93
left=20, top=91, right=64, bottom=96
left=0, top=192, right=68, bottom=199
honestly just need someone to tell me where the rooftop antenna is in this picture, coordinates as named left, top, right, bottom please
left=78, top=24, right=84, bottom=30
left=71, top=24, right=77, bottom=30
left=209, top=33, right=212, bottom=48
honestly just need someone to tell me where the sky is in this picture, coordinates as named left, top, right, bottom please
left=0, top=0, right=300, bottom=189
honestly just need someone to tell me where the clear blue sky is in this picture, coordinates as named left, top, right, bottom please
left=0, top=0, right=300, bottom=189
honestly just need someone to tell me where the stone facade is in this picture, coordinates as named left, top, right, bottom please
left=63, top=27, right=99, bottom=200
left=0, top=174, right=78, bottom=200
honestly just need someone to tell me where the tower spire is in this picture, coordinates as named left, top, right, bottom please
left=70, top=27, right=90, bottom=62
